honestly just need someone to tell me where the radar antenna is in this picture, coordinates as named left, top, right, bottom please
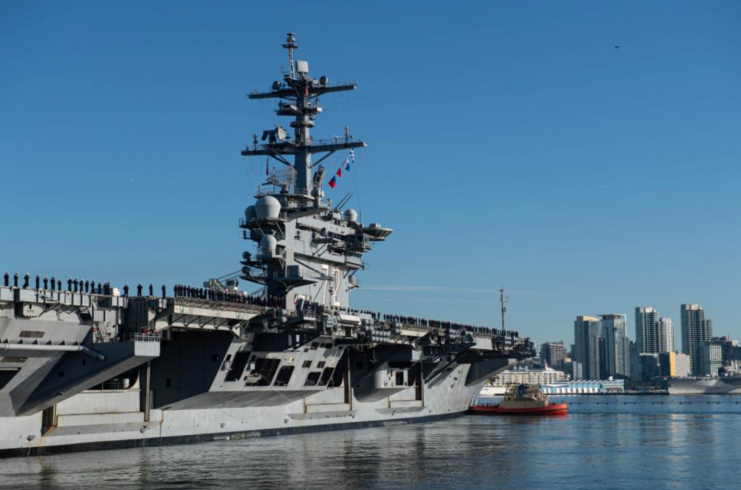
left=243, top=33, right=366, bottom=196
left=282, top=32, right=299, bottom=79
left=499, top=287, right=508, bottom=331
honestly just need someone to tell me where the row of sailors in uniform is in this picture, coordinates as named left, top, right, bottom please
left=4, top=272, right=121, bottom=296
left=3, top=271, right=169, bottom=298
left=174, top=284, right=284, bottom=308
left=3, top=272, right=523, bottom=340
left=330, top=306, right=521, bottom=339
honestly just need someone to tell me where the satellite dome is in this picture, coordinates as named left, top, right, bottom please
left=244, top=205, right=256, bottom=221
left=258, top=235, right=277, bottom=258
left=255, top=196, right=281, bottom=219
left=344, top=209, right=358, bottom=223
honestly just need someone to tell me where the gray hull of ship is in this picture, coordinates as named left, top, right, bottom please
left=0, top=358, right=509, bottom=457
left=668, top=378, right=741, bottom=395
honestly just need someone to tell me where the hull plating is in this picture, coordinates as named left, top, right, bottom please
left=0, top=360, right=510, bottom=458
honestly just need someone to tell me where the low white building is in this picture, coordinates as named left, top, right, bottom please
left=493, top=364, right=568, bottom=386
left=541, top=379, right=625, bottom=394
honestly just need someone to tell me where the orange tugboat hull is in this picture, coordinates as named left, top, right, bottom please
left=470, top=403, right=568, bottom=416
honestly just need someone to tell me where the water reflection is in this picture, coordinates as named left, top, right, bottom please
left=1, top=396, right=740, bottom=489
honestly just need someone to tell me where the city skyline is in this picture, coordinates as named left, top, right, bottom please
left=547, top=303, right=724, bottom=356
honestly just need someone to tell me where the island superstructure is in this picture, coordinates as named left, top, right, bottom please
left=0, top=34, right=534, bottom=457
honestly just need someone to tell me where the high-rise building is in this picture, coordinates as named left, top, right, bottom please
left=600, top=314, right=630, bottom=378
left=540, top=341, right=567, bottom=368
left=674, top=353, right=692, bottom=377
left=631, top=353, right=661, bottom=383
left=573, top=316, right=602, bottom=380
left=635, top=307, right=660, bottom=354
left=659, top=351, right=677, bottom=377
left=658, top=317, right=674, bottom=353
left=574, top=315, right=630, bottom=381
left=681, top=304, right=713, bottom=375
left=711, top=336, right=741, bottom=365
left=698, top=341, right=723, bottom=376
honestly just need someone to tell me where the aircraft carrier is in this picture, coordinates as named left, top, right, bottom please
left=0, top=34, right=534, bottom=457
left=668, top=377, right=741, bottom=394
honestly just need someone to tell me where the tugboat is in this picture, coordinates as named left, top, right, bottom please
left=470, top=384, right=568, bottom=415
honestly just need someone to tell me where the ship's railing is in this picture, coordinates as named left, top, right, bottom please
left=309, top=136, right=357, bottom=146
left=122, top=332, right=161, bottom=342
left=254, top=187, right=311, bottom=198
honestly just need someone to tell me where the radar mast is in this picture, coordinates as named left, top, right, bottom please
left=242, top=32, right=366, bottom=196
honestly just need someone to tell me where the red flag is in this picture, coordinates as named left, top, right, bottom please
left=328, top=177, right=336, bottom=188
left=336, top=168, right=342, bottom=178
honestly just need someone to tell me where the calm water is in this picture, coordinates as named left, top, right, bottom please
left=1, top=395, right=740, bottom=489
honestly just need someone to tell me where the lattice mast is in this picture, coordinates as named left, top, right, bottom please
left=242, top=33, right=366, bottom=195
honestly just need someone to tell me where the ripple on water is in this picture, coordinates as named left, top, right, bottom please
left=0, top=396, right=739, bottom=489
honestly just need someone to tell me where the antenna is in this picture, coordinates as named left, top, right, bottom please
left=499, top=287, right=508, bottom=331
left=334, top=192, right=353, bottom=212
left=282, top=32, right=299, bottom=79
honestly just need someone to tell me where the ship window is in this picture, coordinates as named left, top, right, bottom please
left=317, top=361, right=326, bottom=369
left=0, top=357, right=27, bottom=363
left=274, top=366, right=295, bottom=387
left=310, top=343, right=319, bottom=350
left=305, top=371, right=321, bottom=386
left=225, top=351, right=251, bottom=382
left=318, top=367, right=335, bottom=387
left=0, top=369, right=20, bottom=390
left=19, top=331, right=44, bottom=339
left=211, top=354, right=220, bottom=362
left=254, top=358, right=281, bottom=386
left=396, top=371, right=405, bottom=386
left=302, top=360, right=312, bottom=368
left=331, top=368, right=344, bottom=388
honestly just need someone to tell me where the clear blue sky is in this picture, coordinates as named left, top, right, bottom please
left=1, top=1, right=740, bottom=348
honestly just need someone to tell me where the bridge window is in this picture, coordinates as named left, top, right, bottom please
left=302, top=360, right=312, bottom=368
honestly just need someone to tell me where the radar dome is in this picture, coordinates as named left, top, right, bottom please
left=244, top=205, right=256, bottom=221
left=255, top=196, right=281, bottom=220
left=344, top=209, right=358, bottom=223
left=258, top=235, right=277, bottom=258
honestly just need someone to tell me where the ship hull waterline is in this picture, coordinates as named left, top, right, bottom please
left=0, top=359, right=511, bottom=458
